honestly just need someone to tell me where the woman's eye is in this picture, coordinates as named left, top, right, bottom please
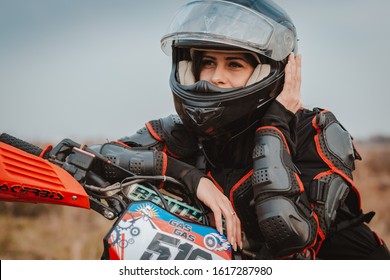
left=229, top=61, right=244, bottom=68
left=201, top=59, right=215, bottom=68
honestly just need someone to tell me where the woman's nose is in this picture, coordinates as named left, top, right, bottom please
left=210, top=66, right=228, bottom=87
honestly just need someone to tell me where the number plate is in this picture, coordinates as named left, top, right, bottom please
left=103, top=201, right=232, bottom=260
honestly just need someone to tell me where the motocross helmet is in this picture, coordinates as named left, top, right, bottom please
left=161, top=0, right=297, bottom=140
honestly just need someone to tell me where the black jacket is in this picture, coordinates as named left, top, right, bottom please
left=119, top=100, right=375, bottom=259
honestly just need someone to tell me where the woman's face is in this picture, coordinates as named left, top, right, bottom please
left=199, top=51, right=255, bottom=88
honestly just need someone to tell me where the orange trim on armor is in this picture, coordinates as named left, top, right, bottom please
left=145, top=122, right=164, bottom=142
left=311, top=115, right=362, bottom=208
left=162, top=152, right=167, bottom=176
left=312, top=213, right=321, bottom=239
left=229, top=170, right=254, bottom=211
left=310, top=211, right=325, bottom=254
left=145, top=122, right=182, bottom=159
left=256, top=126, right=291, bottom=155
left=158, top=152, right=168, bottom=189
left=206, top=171, right=224, bottom=194
left=111, top=140, right=131, bottom=148
left=373, top=231, right=383, bottom=246
left=165, top=148, right=182, bottom=159
left=294, top=173, right=305, bottom=193
left=308, top=248, right=316, bottom=260
left=162, top=145, right=168, bottom=153
left=313, top=170, right=333, bottom=180
left=161, top=145, right=181, bottom=159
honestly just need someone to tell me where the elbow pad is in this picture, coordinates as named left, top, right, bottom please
left=310, top=109, right=360, bottom=237
left=92, top=142, right=167, bottom=182
left=91, top=142, right=204, bottom=193
left=252, top=127, right=318, bottom=257
left=310, top=173, right=350, bottom=234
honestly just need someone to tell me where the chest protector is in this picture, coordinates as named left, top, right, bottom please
left=215, top=109, right=365, bottom=258
left=120, top=111, right=366, bottom=258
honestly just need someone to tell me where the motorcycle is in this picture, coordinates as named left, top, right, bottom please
left=0, top=133, right=232, bottom=260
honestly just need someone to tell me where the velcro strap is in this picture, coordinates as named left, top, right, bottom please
left=309, top=179, right=329, bottom=204
left=329, top=211, right=376, bottom=235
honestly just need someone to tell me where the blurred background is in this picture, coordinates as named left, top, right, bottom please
left=1, top=0, right=389, bottom=259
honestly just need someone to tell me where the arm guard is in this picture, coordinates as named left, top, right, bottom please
left=253, top=126, right=318, bottom=258
left=112, top=115, right=204, bottom=194
left=310, top=173, right=350, bottom=233
left=309, top=109, right=362, bottom=244
left=98, top=142, right=167, bottom=180
left=90, top=141, right=205, bottom=194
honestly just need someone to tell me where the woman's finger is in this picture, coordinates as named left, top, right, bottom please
left=283, top=56, right=292, bottom=92
left=294, top=54, right=302, bottom=94
left=209, top=203, right=224, bottom=235
left=221, top=202, right=237, bottom=250
left=289, top=53, right=296, bottom=83
left=235, top=213, right=242, bottom=249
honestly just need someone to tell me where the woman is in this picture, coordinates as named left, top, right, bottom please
left=190, top=48, right=302, bottom=253
left=113, top=0, right=390, bottom=259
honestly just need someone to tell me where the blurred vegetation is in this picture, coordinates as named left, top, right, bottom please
left=0, top=203, right=112, bottom=259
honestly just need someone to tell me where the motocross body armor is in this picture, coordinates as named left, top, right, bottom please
left=116, top=107, right=373, bottom=259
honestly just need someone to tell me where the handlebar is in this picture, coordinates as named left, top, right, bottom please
left=0, top=132, right=209, bottom=224
left=0, top=133, right=44, bottom=157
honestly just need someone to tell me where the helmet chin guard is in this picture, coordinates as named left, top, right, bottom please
left=171, top=69, right=284, bottom=140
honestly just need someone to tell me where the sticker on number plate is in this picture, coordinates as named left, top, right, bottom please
left=103, top=201, right=232, bottom=260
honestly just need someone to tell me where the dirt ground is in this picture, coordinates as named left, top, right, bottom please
left=0, top=141, right=389, bottom=260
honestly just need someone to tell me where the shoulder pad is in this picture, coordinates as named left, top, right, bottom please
left=146, top=114, right=199, bottom=158
left=312, top=109, right=361, bottom=179
left=118, top=126, right=164, bottom=150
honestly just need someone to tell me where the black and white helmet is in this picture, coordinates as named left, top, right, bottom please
left=161, top=0, right=297, bottom=139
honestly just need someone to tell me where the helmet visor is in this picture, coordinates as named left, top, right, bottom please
left=161, top=0, right=295, bottom=61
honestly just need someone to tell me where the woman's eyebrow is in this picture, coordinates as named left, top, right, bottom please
left=202, top=55, right=216, bottom=60
left=201, top=54, right=249, bottom=62
left=225, top=56, right=247, bottom=61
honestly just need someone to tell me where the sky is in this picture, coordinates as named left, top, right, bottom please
left=1, top=0, right=390, bottom=144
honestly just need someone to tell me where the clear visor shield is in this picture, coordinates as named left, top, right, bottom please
left=161, top=0, right=296, bottom=61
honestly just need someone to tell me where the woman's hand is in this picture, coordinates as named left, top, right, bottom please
left=276, top=53, right=302, bottom=114
left=196, top=177, right=242, bottom=251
